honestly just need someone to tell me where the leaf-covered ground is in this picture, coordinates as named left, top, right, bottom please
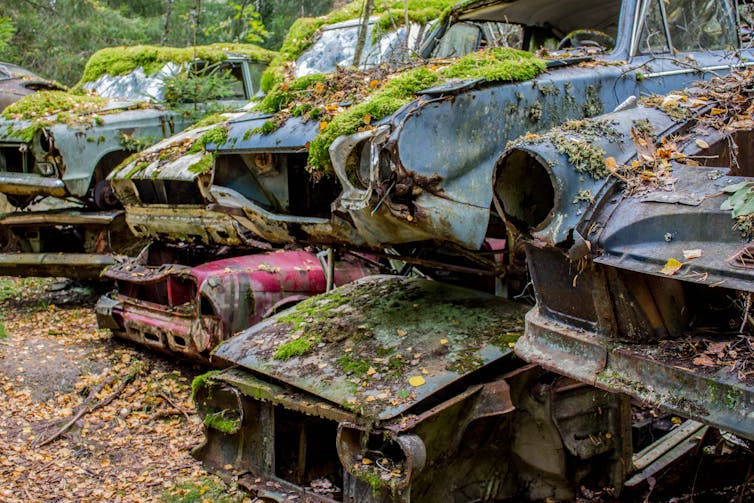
left=0, top=277, right=248, bottom=503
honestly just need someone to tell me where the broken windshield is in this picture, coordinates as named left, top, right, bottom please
left=295, top=19, right=427, bottom=77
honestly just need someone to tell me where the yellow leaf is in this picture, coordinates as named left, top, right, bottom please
left=695, top=139, right=710, bottom=149
left=369, top=79, right=380, bottom=89
left=660, top=258, right=683, bottom=276
left=396, top=329, right=407, bottom=337
left=366, top=366, right=376, bottom=376
left=366, top=395, right=376, bottom=402
left=319, top=121, right=328, bottom=131
left=314, top=82, right=325, bottom=94
left=362, top=458, right=373, bottom=465
left=409, top=376, right=426, bottom=387
left=364, top=113, right=372, bottom=125
left=711, top=108, right=726, bottom=115
left=605, top=156, right=617, bottom=169
left=440, top=338, right=448, bottom=345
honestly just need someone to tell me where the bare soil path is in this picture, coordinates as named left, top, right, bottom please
left=0, top=278, right=248, bottom=503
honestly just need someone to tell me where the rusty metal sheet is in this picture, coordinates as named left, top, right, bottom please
left=0, top=209, right=121, bottom=226
left=212, top=275, right=528, bottom=421
left=518, top=306, right=754, bottom=441
left=0, top=252, right=116, bottom=279
left=218, top=114, right=318, bottom=153
left=594, top=165, right=754, bottom=292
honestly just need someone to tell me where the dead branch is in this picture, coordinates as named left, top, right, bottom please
left=158, top=392, right=191, bottom=422
left=34, top=373, right=133, bottom=447
left=142, top=408, right=184, bottom=425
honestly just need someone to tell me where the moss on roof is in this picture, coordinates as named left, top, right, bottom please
left=260, top=0, right=456, bottom=92
left=78, top=43, right=277, bottom=85
left=276, top=47, right=546, bottom=174
left=2, top=90, right=107, bottom=122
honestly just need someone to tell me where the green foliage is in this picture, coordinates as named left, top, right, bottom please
left=203, top=1, right=270, bottom=44
left=160, top=475, right=245, bottom=503
left=162, top=66, right=238, bottom=107
left=722, top=181, right=754, bottom=238
left=79, top=43, right=276, bottom=85
left=187, top=125, right=229, bottom=153
left=0, top=322, right=7, bottom=339
left=0, top=17, right=14, bottom=53
left=2, top=91, right=106, bottom=121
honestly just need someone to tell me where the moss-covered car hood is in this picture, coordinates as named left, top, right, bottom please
left=212, top=275, right=527, bottom=420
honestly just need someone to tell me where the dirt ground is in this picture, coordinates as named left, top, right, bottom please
left=0, top=277, right=249, bottom=503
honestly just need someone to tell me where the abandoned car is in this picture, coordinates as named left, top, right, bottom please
left=494, top=71, right=754, bottom=442
left=0, top=43, right=275, bottom=278
left=96, top=1, right=454, bottom=348
left=96, top=248, right=377, bottom=362
left=0, top=62, right=63, bottom=112
left=190, top=72, right=754, bottom=501
left=112, top=0, right=754, bottom=268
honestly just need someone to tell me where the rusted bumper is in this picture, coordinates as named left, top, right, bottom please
left=0, top=252, right=116, bottom=279
left=96, top=292, right=222, bottom=359
left=517, top=306, right=754, bottom=441
left=0, top=172, right=68, bottom=198
left=124, top=205, right=246, bottom=246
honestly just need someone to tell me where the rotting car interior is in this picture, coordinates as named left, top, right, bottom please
left=0, top=44, right=275, bottom=279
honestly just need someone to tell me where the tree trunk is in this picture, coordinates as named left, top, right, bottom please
left=188, top=0, right=201, bottom=46
left=161, top=0, right=173, bottom=46
left=352, top=0, right=373, bottom=67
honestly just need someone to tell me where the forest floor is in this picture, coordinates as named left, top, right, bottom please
left=0, top=277, right=248, bottom=503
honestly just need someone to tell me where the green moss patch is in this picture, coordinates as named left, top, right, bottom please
left=1, top=90, right=110, bottom=142
left=257, top=47, right=545, bottom=175
left=79, top=43, right=276, bottom=85
left=203, top=410, right=241, bottom=434
left=191, top=370, right=221, bottom=400
left=260, top=0, right=456, bottom=92
left=2, top=90, right=106, bottom=122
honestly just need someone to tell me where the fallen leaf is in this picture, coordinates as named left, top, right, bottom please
left=683, top=249, right=702, bottom=259
left=396, top=329, right=407, bottom=337
left=692, top=354, right=715, bottom=367
left=366, top=367, right=376, bottom=376
left=695, top=139, right=710, bottom=149
left=660, top=258, right=683, bottom=276
left=605, top=156, right=617, bottom=169
left=362, top=458, right=373, bottom=465
left=363, top=113, right=372, bottom=125
left=440, top=338, right=448, bottom=345
left=408, top=376, right=425, bottom=387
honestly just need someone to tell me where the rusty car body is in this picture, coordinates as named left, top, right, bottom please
left=0, top=44, right=275, bottom=278
left=112, top=0, right=754, bottom=266
left=0, top=62, right=63, bottom=112
left=96, top=248, right=376, bottom=362
left=492, top=71, right=754, bottom=441
left=194, top=275, right=634, bottom=502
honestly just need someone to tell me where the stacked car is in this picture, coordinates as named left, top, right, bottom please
left=3, top=0, right=754, bottom=500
